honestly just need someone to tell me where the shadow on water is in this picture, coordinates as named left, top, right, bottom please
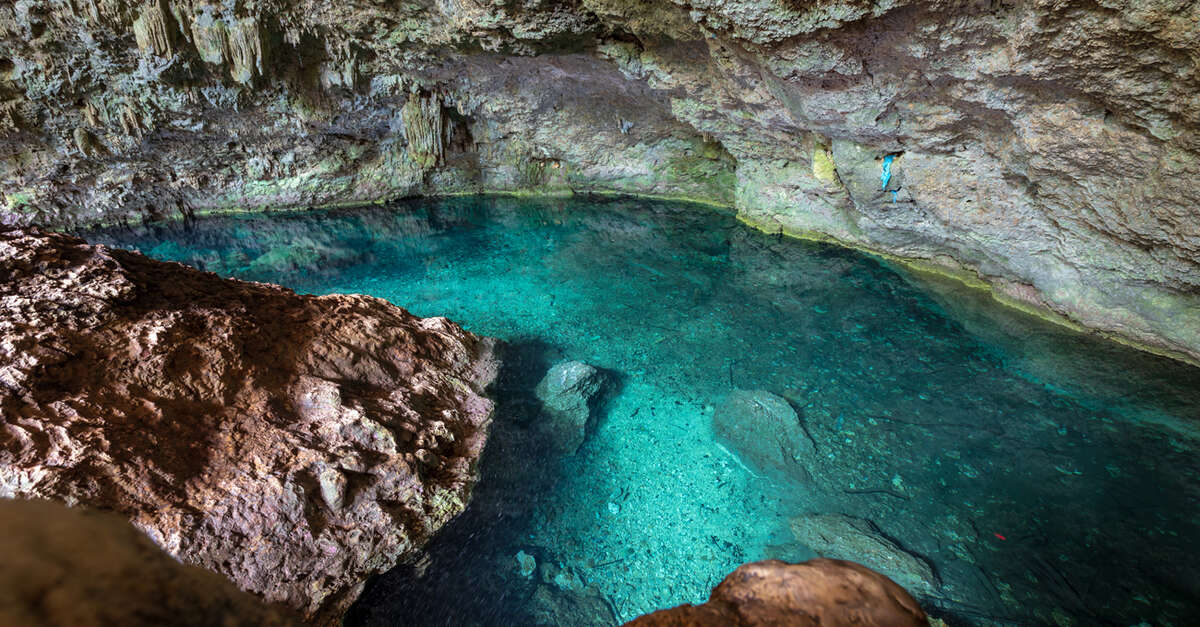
left=346, top=338, right=622, bottom=627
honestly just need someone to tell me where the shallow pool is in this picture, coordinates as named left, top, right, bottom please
left=88, top=195, right=1200, bottom=626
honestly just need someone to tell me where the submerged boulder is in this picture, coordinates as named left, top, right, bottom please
left=713, top=389, right=817, bottom=483
left=625, top=558, right=928, bottom=626
left=534, top=360, right=608, bottom=455
left=789, top=513, right=941, bottom=598
left=0, top=499, right=301, bottom=627
left=530, top=559, right=618, bottom=627
left=0, top=228, right=500, bottom=624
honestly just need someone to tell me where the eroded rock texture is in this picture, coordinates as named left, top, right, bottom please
left=0, top=499, right=301, bottom=627
left=0, top=1, right=1196, bottom=360
left=625, top=558, right=929, bottom=627
left=0, top=227, right=499, bottom=623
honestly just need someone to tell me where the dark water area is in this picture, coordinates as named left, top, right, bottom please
left=86, top=195, right=1200, bottom=626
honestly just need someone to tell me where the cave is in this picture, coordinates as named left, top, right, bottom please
left=2, top=2, right=1199, bottom=627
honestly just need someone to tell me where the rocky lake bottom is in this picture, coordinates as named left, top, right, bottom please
left=86, top=195, right=1200, bottom=627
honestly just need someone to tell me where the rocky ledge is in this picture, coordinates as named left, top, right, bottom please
left=0, top=227, right=499, bottom=623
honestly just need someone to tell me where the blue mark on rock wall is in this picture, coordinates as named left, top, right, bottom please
left=880, top=154, right=895, bottom=190
left=881, top=154, right=898, bottom=191
left=882, top=155, right=901, bottom=203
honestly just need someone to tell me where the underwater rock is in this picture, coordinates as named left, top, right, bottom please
left=788, top=513, right=940, bottom=598
left=516, top=550, right=537, bottom=578
left=539, top=559, right=585, bottom=592
left=713, top=389, right=816, bottom=483
left=528, top=558, right=616, bottom=626
left=534, top=360, right=607, bottom=455
left=0, top=499, right=300, bottom=627
left=625, top=558, right=927, bottom=627
left=530, top=582, right=617, bottom=627
left=0, top=228, right=500, bottom=624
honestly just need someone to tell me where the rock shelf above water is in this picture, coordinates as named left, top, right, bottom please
left=0, top=227, right=500, bottom=623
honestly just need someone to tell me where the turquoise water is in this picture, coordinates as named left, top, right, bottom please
left=87, top=196, right=1200, bottom=626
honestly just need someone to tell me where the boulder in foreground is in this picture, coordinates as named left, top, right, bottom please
left=0, top=227, right=500, bottom=623
left=625, top=558, right=928, bottom=627
left=0, top=499, right=301, bottom=627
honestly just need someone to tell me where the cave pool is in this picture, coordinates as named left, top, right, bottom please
left=86, top=195, right=1200, bottom=627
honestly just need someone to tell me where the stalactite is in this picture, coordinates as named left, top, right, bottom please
left=118, top=102, right=143, bottom=135
left=227, top=17, right=265, bottom=85
left=168, top=3, right=193, bottom=44
left=82, top=101, right=101, bottom=127
left=0, top=101, right=19, bottom=134
left=73, top=127, right=101, bottom=157
left=132, top=0, right=176, bottom=57
left=401, top=92, right=445, bottom=169
left=190, top=10, right=230, bottom=66
left=188, top=9, right=267, bottom=86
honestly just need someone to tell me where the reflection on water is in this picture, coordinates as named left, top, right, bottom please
left=87, top=195, right=1200, bottom=626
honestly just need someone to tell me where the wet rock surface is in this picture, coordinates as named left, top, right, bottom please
left=625, top=558, right=929, bottom=627
left=0, top=499, right=301, bottom=627
left=0, top=1, right=1197, bottom=361
left=534, top=359, right=608, bottom=455
left=0, top=227, right=500, bottom=623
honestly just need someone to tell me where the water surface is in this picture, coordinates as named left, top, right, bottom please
left=88, top=196, right=1200, bottom=626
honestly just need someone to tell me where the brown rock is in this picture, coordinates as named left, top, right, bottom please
left=0, top=498, right=301, bottom=627
left=626, top=558, right=928, bottom=627
left=0, top=227, right=500, bottom=623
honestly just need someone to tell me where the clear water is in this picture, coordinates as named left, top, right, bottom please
left=86, top=196, right=1200, bottom=626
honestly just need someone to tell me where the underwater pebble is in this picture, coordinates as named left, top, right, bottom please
left=515, top=550, right=536, bottom=578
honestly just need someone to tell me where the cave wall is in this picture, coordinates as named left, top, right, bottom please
left=0, top=0, right=1197, bottom=361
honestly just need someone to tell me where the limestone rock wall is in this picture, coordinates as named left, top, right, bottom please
left=0, top=227, right=500, bottom=623
left=0, top=1, right=1196, bottom=360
